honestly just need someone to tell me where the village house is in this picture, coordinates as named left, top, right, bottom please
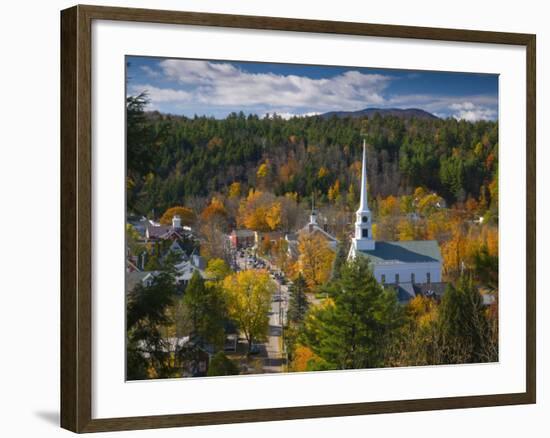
left=229, top=229, right=255, bottom=249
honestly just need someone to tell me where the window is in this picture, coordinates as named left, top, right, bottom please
left=411, top=273, right=415, bottom=283
left=395, top=274, right=399, bottom=284
left=362, top=228, right=368, bottom=238
left=427, top=272, right=431, bottom=284
left=362, top=215, right=368, bottom=223
left=381, top=274, right=385, bottom=284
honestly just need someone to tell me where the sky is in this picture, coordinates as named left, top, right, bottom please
left=126, top=56, right=498, bottom=121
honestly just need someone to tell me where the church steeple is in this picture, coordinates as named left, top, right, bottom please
left=350, top=140, right=375, bottom=254
left=359, top=139, right=369, bottom=212
left=309, top=193, right=318, bottom=225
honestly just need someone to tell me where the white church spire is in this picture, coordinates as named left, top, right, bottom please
left=349, top=139, right=375, bottom=257
left=359, top=139, right=369, bottom=213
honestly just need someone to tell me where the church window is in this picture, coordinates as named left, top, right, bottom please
left=395, top=274, right=399, bottom=284
left=426, top=272, right=431, bottom=284
left=362, top=228, right=368, bottom=238
left=362, top=216, right=368, bottom=223
left=411, top=273, right=415, bottom=283
left=381, top=274, right=385, bottom=284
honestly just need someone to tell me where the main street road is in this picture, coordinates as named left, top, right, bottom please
left=234, top=250, right=289, bottom=373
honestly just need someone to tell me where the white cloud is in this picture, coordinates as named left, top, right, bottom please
left=450, top=101, right=497, bottom=121
left=135, top=59, right=392, bottom=112
left=139, top=65, right=160, bottom=78
left=266, top=111, right=321, bottom=120
left=128, top=84, right=192, bottom=103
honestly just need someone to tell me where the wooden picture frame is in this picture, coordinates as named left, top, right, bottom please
left=60, top=4, right=536, bottom=433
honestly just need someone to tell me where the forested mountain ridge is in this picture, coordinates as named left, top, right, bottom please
left=127, top=94, right=498, bottom=220
left=320, top=107, right=438, bottom=120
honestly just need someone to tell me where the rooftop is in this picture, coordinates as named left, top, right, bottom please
left=358, top=240, right=442, bottom=265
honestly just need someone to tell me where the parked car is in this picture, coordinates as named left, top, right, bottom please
left=249, top=343, right=261, bottom=354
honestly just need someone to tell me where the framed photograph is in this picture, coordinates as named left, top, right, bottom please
left=60, top=4, right=536, bottom=433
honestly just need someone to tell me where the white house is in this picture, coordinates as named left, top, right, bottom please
left=349, top=141, right=443, bottom=302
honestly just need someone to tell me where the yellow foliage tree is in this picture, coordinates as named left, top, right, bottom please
left=298, top=234, right=336, bottom=289
left=318, top=166, right=329, bottom=178
left=265, top=202, right=282, bottom=230
left=441, top=221, right=470, bottom=276
left=205, top=258, right=231, bottom=284
left=159, top=206, right=196, bottom=226
left=425, top=211, right=450, bottom=240
left=407, top=295, right=438, bottom=328
left=239, top=190, right=281, bottom=232
left=228, top=182, right=241, bottom=199
left=222, top=270, right=275, bottom=350
left=485, top=227, right=498, bottom=257
left=379, top=195, right=400, bottom=217
left=397, top=219, right=415, bottom=241
left=291, top=345, right=319, bottom=372
left=417, top=193, right=443, bottom=217
left=413, top=186, right=427, bottom=201
left=257, top=162, right=269, bottom=179
left=328, top=179, right=341, bottom=202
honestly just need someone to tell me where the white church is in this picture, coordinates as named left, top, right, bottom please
left=349, top=141, right=444, bottom=302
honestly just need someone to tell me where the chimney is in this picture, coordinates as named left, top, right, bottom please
left=172, top=215, right=182, bottom=229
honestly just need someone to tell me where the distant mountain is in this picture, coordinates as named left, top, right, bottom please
left=320, top=107, right=439, bottom=120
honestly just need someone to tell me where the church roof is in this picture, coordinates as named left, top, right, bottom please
left=358, top=240, right=442, bottom=265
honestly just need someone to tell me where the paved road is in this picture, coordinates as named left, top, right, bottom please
left=234, top=250, right=288, bottom=373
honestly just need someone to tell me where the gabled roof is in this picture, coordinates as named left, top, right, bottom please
left=231, top=229, right=255, bottom=238
left=145, top=224, right=189, bottom=240
left=297, top=223, right=338, bottom=242
left=358, top=240, right=442, bottom=265
left=126, top=270, right=161, bottom=292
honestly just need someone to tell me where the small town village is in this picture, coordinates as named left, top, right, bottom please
left=126, top=142, right=499, bottom=379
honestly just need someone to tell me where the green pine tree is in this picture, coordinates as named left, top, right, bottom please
left=287, top=273, right=309, bottom=325
left=300, top=257, right=403, bottom=370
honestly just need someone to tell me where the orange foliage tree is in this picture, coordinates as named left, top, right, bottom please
left=159, top=206, right=196, bottom=226
left=238, top=190, right=282, bottom=232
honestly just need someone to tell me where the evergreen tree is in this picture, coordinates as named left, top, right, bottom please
left=287, top=273, right=309, bottom=325
left=300, top=257, right=404, bottom=370
left=183, top=271, right=227, bottom=349
left=126, top=272, right=177, bottom=380
left=207, top=352, right=240, bottom=376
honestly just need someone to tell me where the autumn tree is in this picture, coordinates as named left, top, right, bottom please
left=290, top=345, right=319, bottom=372
left=205, top=258, right=232, bottom=284
left=327, top=179, right=341, bottom=203
left=297, top=234, right=336, bottom=290
left=238, top=190, right=282, bottom=232
left=386, top=295, right=440, bottom=367
left=228, top=182, right=242, bottom=199
left=159, top=206, right=196, bottom=226
left=200, top=197, right=229, bottom=231
left=201, top=197, right=228, bottom=221
left=199, top=219, right=229, bottom=263
left=222, top=270, right=275, bottom=352
left=437, top=277, right=496, bottom=363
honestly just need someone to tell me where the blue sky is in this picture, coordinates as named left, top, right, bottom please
left=126, top=56, right=498, bottom=121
